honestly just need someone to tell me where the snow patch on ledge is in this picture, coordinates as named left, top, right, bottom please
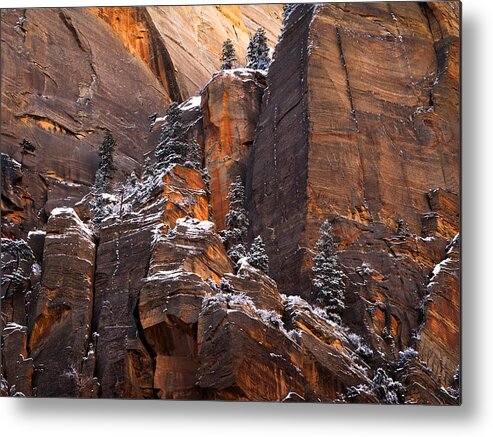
left=179, top=95, right=201, bottom=111
left=175, top=217, right=216, bottom=236
left=282, top=391, right=305, bottom=402
left=49, top=207, right=94, bottom=241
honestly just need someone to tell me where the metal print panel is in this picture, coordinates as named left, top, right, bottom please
left=0, top=2, right=460, bottom=404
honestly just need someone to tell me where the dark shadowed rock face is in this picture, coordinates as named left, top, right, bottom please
left=248, top=2, right=459, bottom=298
left=247, top=3, right=315, bottom=299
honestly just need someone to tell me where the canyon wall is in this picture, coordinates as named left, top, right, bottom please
left=1, top=3, right=460, bottom=404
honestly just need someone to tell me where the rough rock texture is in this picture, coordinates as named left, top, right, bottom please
left=1, top=5, right=282, bottom=240
left=416, top=234, right=460, bottom=386
left=139, top=218, right=231, bottom=399
left=1, top=3, right=460, bottom=404
left=0, top=8, right=170, bottom=239
left=93, top=166, right=209, bottom=399
left=29, top=207, right=96, bottom=397
left=247, top=1, right=460, bottom=381
left=201, top=70, right=266, bottom=229
left=143, top=5, right=282, bottom=97
left=249, top=1, right=459, bottom=295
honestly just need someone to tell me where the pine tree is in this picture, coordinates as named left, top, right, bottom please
left=155, top=102, right=188, bottom=167
left=124, top=171, right=138, bottom=195
left=1, top=238, right=34, bottom=295
left=248, top=235, right=269, bottom=274
left=246, top=36, right=256, bottom=68
left=91, top=132, right=117, bottom=225
left=371, top=368, right=405, bottom=404
left=282, top=4, right=296, bottom=26
left=220, top=38, right=237, bottom=70
left=94, top=132, right=117, bottom=192
left=223, top=175, right=249, bottom=263
left=187, top=139, right=201, bottom=168
left=246, top=27, right=271, bottom=70
left=311, top=219, right=346, bottom=324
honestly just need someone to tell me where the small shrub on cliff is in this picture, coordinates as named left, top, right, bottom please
left=20, top=138, right=36, bottom=166
left=91, top=132, right=117, bottom=225
left=222, top=176, right=249, bottom=263
left=155, top=102, right=188, bottom=168
left=346, top=368, right=405, bottom=404
left=371, top=368, right=405, bottom=404
left=94, top=132, right=117, bottom=192
left=185, top=139, right=201, bottom=169
left=246, top=27, right=271, bottom=70
left=311, top=219, right=346, bottom=325
left=142, top=156, right=154, bottom=180
left=282, top=4, right=296, bottom=27
left=248, top=235, right=269, bottom=274
left=220, top=38, right=237, bottom=70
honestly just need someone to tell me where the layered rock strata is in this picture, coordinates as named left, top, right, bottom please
left=247, top=1, right=460, bottom=378
left=1, top=3, right=460, bottom=404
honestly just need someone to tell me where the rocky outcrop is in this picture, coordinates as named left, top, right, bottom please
left=1, top=3, right=460, bottom=404
left=139, top=218, right=231, bottom=399
left=143, top=5, right=282, bottom=97
left=29, top=207, right=96, bottom=397
left=0, top=8, right=170, bottom=240
left=93, top=165, right=209, bottom=399
left=247, top=1, right=460, bottom=377
left=248, top=2, right=459, bottom=296
left=202, top=70, right=267, bottom=229
left=1, top=5, right=282, bottom=241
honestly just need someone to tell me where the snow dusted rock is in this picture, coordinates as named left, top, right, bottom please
left=248, top=1, right=460, bottom=317
left=29, top=207, right=96, bottom=397
left=161, top=166, right=210, bottom=226
left=0, top=3, right=459, bottom=404
left=221, top=258, right=283, bottom=313
left=138, top=217, right=232, bottom=398
left=195, top=289, right=372, bottom=401
left=196, top=296, right=308, bottom=401
left=93, top=167, right=213, bottom=399
left=1, top=323, right=33, bottom=396
left=149, top=217, right=232, bottom=282
left=283, top=296, right=374, bottom=402
left=416, top=234, right=460, bottom=388
left=1, top=8, right=172, bottom=240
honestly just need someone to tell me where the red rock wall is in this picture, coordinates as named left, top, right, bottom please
left=0, top=8, right=171, bottom=238
left=1, top=3, right=460, bottom=404
left=248, top=1, right=459, bottom=300
left=202, top=70, right=266, bottom=230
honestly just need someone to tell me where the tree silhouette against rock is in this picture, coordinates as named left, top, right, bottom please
left=155, top=102, right=188, bottom=168
left=220, top=38, right=237, bottom=70
left=91, top=131, right=117, bottom=225
left=19, top=138, right=36, bottom=167
left=248, top=235, right=269, bottom=274
left=94, top=132, right=117, bottom=192
left=246, top=27, right=271, bottom=70
left=222, top=175, right=249, bottom=263
left=311, top=219, right=346, bottom=324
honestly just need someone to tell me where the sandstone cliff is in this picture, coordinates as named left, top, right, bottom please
left=1, top=3, right=460, bottom=404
